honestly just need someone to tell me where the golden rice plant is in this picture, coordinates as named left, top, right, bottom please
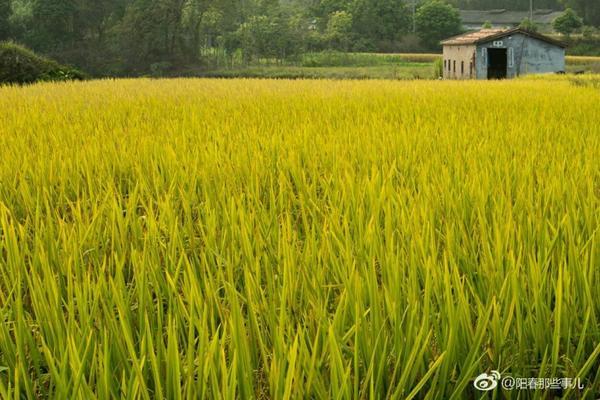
left=566, top=55, right=600, bottom=65
left=0, top=77, right=599, bottom=399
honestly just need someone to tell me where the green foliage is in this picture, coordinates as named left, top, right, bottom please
left=553, top=8, right=584, bottom=36
left=348, top=0, right=410, bottom=50
left=0, top=0, right=10, bottom=40
left=29, top=0, right=78, bottom=51
left=118, top=0, right=181, bottom=71
left=563, top=36, right=600, bottom=56
left=560, top=0, right=600, bottom=27
left=309, top=0, right=413, bottom=52
left=433, top=57, right=443, bottom=77
left=0, top=41, right=85, bottom=84
left=2, top=0, right=597, bottom=76
left=232, top=14, right=302, bottom=62
left=184, top=51, right=442, bottom=79
left=519, top=18, right=539, bottom=32
left=482, top=20, right=492, bottom=29
left=300, top=51, right=440, bottom=67
left=415, top=0, right=462, bottom=50
left=581, top=25, right=596, bottom=39
left=149, top=61, right=173, bottom=77
left=326, top=11, right=353, bottom=50
left=196, top=63, right=436, bottom=79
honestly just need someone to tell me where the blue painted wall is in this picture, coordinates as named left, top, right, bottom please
left=474, top=33, right=565, bottom=79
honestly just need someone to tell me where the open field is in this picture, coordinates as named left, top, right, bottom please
left=187, top=52, right=438, bottom=79
left=195, top=53, right=600, bottom=80
left=299, top=52, right=442, bottom=66
left=195, top=64, right=435, bottom=80
left=565, top=56, right=600, bottom=74
left=0, top=77, right=599, bottom=398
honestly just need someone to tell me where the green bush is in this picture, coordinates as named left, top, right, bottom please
left=567, top=40, right=600, bottom=56
left=149, top=61, right=173, bottom=77
left=0, top=41, right=86, bottom=85
left=433, top=58, right=443, bottom=78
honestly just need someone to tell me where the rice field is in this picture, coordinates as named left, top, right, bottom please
left=566, top=56, right=600, bottom=65
left=0, top=77, right=599, bottom=399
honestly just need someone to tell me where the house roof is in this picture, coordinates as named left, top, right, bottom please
left=459, top=9, right=563, bottom=25
left=441, top=29, right=506, bottom=45
left=441, top=28, right=567, bottom=48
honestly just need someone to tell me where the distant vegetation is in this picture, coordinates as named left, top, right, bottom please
left=2, top=41, right=596, bottom=82
left=0, top=42, right=84, bottom=84
left=562, top=34, right=600, bottom=55
left=300, top=52, right=441, bottom=67
left=177, top=52, right=438, bottom=79
left=1, top=0, right=599, bottom=77
left=192, top=52, right=598, bottom=80
left=553, top=8, right=584, bottom=36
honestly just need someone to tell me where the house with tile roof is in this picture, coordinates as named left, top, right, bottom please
left=441, top=28, right=566, bottom=79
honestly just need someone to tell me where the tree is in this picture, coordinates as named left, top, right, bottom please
left=519, top=18, right=539, bottom=32
left=326, top=10, right=352, bottom=50
left=415, top=0, right=462, bottom=49
left=553, top=8, right=583, bottom=36
left=234, top=14, right=291, bottom=62
left=348, top=0, right=410, bottom=50
left=118, top=0, right=190, bottom=70
left=30, top=0, right=78, bottom=52
left=581, top=25, right=595, bottom=39
left=198, top=8, right=224, bottom=48
left=0, top=0, right=10, bottom=40
left=310, top=0, right=349, bottom=25
left=560, top=0, right=600, bottom=28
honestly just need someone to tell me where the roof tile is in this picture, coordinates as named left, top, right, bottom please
left=441, top=28, right=566, bottom=48
left=441, top=29, right=506, bottom=45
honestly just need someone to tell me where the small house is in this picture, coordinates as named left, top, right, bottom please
left=441, top=28, right=566, bottom=80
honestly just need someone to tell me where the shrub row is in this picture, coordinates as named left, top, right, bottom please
left=0, top=42, right=85, bottom=85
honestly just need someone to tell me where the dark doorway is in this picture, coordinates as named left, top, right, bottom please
left=487, top=48, right=507, bottom=79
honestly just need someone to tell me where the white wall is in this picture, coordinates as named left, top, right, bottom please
left=442, top=45, right=476, bottom=79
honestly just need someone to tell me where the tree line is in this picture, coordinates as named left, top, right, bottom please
left=0, top=0, right=598, bottom=75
